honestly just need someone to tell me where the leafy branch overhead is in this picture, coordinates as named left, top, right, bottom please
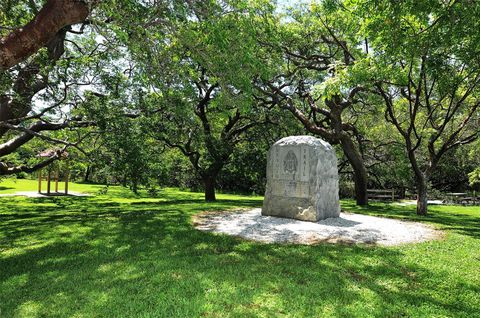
left=0, top=0, right=479, bottom=212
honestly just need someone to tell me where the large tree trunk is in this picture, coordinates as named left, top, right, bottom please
left=203, top=175, right=217, bottom=202
left=0, top=0, right=89, bottom=138
left=0, top=0, right=89, bottom=70
left=340, top=135, right=368, bottom=205
left=131, top=179, right=138, bottom=194
left=416, top=174, right=428, bottom=215
left=406, top=147, right=429, bottom=216
left=84, top=165, right=91, bottom=182
left=283, top=98, right=369, bottom=205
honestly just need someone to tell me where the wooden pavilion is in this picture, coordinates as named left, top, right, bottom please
left=37, top=149, right=70, bottom=195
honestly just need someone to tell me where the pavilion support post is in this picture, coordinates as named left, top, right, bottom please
left=47, top=169, right=51, bottom=195
left=65, top=164, right=69, bottom=195
left=55, top=167, right=59, bottom=193
left=38, top=169, right=42, bottom=193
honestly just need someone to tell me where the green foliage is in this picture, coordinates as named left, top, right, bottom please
left=468, top=168, right=480, bottom=188
left=100, top=0, right=284, bottom=198
left=154, top=149, right=202, bottom=190
left=3, top=0, right=479, bottom=196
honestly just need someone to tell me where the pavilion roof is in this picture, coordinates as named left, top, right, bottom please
left=37, top=149, right=69, bottom=159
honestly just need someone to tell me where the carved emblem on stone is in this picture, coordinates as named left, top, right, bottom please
left=283, top=150, right=298, bottom=173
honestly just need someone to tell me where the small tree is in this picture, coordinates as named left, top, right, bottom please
left=360, top=0, right=480, bottom=214
left=147, top=69, right=274, bottom=201
left=469, top=168, right=480, bottom=191
left=125, top=0, right=277, bottom=201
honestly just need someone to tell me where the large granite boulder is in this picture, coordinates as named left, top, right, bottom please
left=261, top=136, right=340, bottom=222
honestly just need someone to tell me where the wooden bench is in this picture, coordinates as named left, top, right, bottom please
left=367, top=189, right=396, bottom=201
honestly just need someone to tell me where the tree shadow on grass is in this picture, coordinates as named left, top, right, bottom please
left=128, top=198, right=262, bottom=208
left=0, top=197, right=479, bottom=317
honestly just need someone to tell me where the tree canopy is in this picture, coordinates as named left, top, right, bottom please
left=1, top=0, right=479, bottom=214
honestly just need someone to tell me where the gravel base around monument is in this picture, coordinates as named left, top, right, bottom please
left=193, top=208, right=441, bottom=246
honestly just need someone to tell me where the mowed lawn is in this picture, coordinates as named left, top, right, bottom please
left=0, top=179, right=479, bottom=317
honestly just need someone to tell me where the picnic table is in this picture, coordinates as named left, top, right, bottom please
left=446, top=193, right=479, bottom=205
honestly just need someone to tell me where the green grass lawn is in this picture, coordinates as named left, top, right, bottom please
left=0, top=179, right=479, bottom=317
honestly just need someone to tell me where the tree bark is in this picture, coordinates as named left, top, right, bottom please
left=282, top=95, right=369, bottom=206
left=0, top=155, right=58, bottom=175
left=84, top=165, right=91, bottom=182
left=405, top=145, right=429, bottom=215
left=416, top=174, right=428, bottom=215
left=0, top=0, right=89, bottom=70
left=1, top=0, right=89, bottom=138
left=131, top=179, right=138, bottom=194
left=0, top=121, right=70, bottom=156
left=203, top=175, right=217, bottom=202
left=340, top=135, right=368, bottom=205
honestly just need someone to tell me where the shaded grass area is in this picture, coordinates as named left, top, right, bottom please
left=0, top=180, right=479, bottom=317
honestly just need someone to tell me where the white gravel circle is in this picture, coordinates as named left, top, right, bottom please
left=193, top=208, right=441, bottom=246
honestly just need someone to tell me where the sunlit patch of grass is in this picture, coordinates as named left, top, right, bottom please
left=0, top=180, right=479, bottom=317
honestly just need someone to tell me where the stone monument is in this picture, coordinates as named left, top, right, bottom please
left=261, top=136, right=340, bottom=222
